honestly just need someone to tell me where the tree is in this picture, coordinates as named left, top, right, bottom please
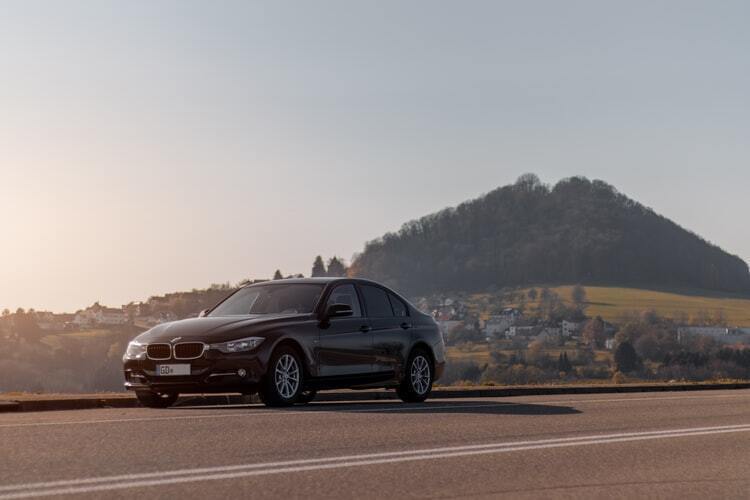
left=557, top=352, right=572, bottom=373
left=571, top=284, right=587, bottom=311
left=273, top=270, right=283, bottom=280
left=12, top=309, right=41, bottom=343
left=581, top=316, right=606, bottom=348
left=311, top=256, right=327, bottom=277
left=634, top=333, right=661, bottom=361
left=326, top=256, right=347, bottom=277
left=614, top=341, right=639, bottom=373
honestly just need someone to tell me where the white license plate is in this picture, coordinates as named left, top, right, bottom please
left=156, top=364, right=191, bottom=376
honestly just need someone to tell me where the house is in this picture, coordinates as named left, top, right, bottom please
left=35, top=311, right=58, bottom=331
left=535, top=327, right=562, bottom=343
left=73, top=305, right=129, bottom=326
left=677, top=326, right=730, bottom=343
left=484, top=316, right=513, bottom=338
left=605, top=338, right=616, bottom=350
left=433, top=307, right=457, bottom=322
left=436, top=320, right=463, bottom=338
left=540, top=326, right=561, bottom=337
left=95, top=308, right=129, bottom=325
left=73, top=310, right=97, bottom=327
left=507, top=326, right=538, bottom=338
left=562, top=320, right=582, bottom=338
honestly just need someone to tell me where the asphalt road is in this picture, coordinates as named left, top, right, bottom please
left=1, top=390, right=748, bottom=499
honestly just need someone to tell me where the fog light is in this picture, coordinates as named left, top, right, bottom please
left=237, top=369, right=247, bottom=378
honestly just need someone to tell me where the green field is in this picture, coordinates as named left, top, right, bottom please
left=520, top=285, right=750, bottom=326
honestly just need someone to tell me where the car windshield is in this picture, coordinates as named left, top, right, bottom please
left=208, top=283, right=324, bottom=316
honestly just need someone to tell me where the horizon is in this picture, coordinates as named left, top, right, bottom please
left=2, top=1, right=749, bottom=312
left=6, top=172, right=750, bottom=315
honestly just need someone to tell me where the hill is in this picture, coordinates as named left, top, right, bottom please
left=349, top=175, right=750, bottom=296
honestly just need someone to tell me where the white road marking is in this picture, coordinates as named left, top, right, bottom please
left=0, top=392, right=746, bottom=429
left=1, top=424, right=749, bottom=499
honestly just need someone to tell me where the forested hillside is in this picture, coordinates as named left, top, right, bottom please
left=349, top=175, right=750, bottom=296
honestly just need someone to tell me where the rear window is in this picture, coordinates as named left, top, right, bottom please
left=388, top=293, right=408, bottom=317
left=360, top=285, right=393, bottom=318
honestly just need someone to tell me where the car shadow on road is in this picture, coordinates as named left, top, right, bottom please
left=173, top=399, right=581, bottom=416
left=304, top=401, right=582, bottom=416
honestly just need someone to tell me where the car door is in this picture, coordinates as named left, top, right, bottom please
left=359, top=284, right=410, bottom=375
left=317, top=283, right=374, bottom=377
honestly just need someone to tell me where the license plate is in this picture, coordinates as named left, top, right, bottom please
left=156, top=364, right=191, bottom=376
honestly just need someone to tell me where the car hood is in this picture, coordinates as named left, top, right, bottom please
left=135, top=314, right=312, bottom=343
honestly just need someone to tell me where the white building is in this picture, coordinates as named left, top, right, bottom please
left=74, top=307, right=129, bottom=326
left=95, top=308, right=129, bottom=325
left=677, top=326, right=730, bottom=342
left=35, top=312, right=58, bottom=331
left=484, top=316, right=513, bottom=337
left=507, top=326, right=537, bottom=338
left=562, top=320, right=582, bottom=338
left=540, top=326, right=562, bottom=337
left=73, top=310, right=97, bottom=326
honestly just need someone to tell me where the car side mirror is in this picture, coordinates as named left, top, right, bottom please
left=324, top=303, right=353, bottom=320
left=198, top=309, right=209, bottom=318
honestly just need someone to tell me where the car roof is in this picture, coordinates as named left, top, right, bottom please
left=242, top=277, right=385, bottom=287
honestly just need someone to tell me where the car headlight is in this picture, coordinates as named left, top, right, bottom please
left=211, top=336, right=265, bottom=353
left=124, top=341, right=147, bottom=360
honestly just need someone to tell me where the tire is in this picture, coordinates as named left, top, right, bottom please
left=136, top=390, right=179, bottom=408
left=260, top=346, right=304, bottom=407
left=397, top=349, right=433, bottom=403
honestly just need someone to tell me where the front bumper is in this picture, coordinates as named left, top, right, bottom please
left=123, top=350, right=269, bottom=394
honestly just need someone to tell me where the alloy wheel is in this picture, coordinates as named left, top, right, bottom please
left=410, top=355, right=431, bottom=395
left=274, top=353, right=300, bottom=399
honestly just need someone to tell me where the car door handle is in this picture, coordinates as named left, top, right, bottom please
left=359, top=325, right=371, bottom=333
left=400, top=322, right=412, bottom=330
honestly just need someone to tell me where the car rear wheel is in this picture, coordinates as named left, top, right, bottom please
left=397, top=349, right=433, bottom=403
left=135, top=390, right=178, bottom=408
left=260, top=346, right=304, bottom=407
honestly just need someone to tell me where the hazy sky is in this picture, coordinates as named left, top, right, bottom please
left=1, top=1, right=748, bottom=312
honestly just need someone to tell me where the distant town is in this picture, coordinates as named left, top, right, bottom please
left=2, top=257, right=749, bottom=393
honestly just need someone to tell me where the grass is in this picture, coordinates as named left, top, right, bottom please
left=517, top=285, right=750, bottom=325
left=446, top=345, right=491, bottom=363
left=446, top=343, right=611, bottom=365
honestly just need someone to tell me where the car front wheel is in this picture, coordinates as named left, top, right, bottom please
left=397, top=349, right=433, bottom=403
left=260, top=346, right=304, bottom=407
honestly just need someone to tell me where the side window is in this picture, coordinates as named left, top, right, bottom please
left=326, top=284, right=362, bottom=317
left=360, top=285, right=394, bottom=318
left=388, top=293, right=408, bottom=317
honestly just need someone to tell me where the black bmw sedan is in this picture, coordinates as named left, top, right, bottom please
left=123, top=278, right=445, bottom=407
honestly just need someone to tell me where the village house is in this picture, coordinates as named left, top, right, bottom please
left=562, top=320, right=582, bottom=338
left=96, top=307, right=129, bottom=325
left=507, top=325, right=538, bottom=338
left=35, top=311, right=58, bottom=331
left=677, top=326, right=750, bottom=345
left=676, top=326, right=730, bottom=342
left=73, top=304, right=129, bottom=327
